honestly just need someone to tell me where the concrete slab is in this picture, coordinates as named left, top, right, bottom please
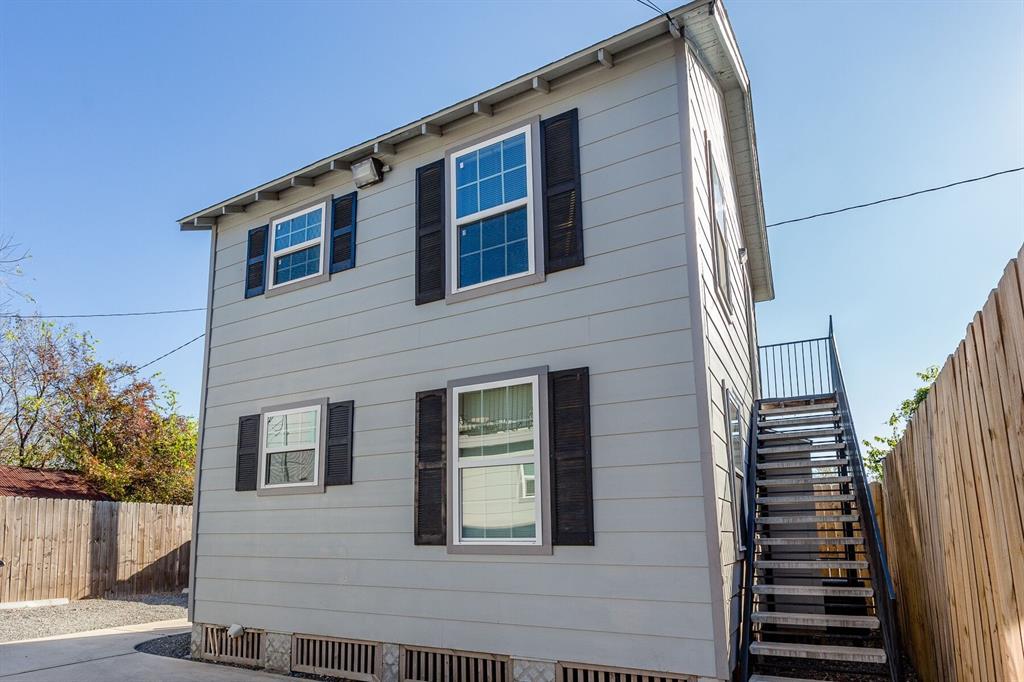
left=0, top=619, right=286, bottom=681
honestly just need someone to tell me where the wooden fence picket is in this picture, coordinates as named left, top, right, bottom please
left=881, top=246, right=1024, bottom=680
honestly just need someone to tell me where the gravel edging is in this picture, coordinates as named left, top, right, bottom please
left=0, top=593, right=187, bottom=643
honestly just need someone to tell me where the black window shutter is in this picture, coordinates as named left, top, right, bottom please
left=414, top=389, right=446, bottom=544
left=548, top=367, right=593, bottom=545
left=330, top=193, right=358, bottom=274
left=541, top=109, right=584, bottom=274
left=235, top=414, right=260, bottom=491
left=325, top=400, right=355, bottom=486
left=415, top=160, right=446, bottom=305
left=245, top=225, right=269, bottom=298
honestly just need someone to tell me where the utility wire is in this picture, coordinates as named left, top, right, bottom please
left=767, top=167, right=1024, bottom=228
left=2, top=307, right=204, bottom=319
left=112, top=332, right=206, bottom=381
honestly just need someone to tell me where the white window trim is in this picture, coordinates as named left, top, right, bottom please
left=260, top=403, right=323, bottom=490
left=448, top=124, right=536, bottom=295
left=450, top=374, right=543, bottom=547
left=267, top=200, right=329, bottom=290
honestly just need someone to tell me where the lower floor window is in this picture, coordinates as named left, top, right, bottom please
left=453, top=376, right=541, bottom=544
left=263, top=405, right=321, bottom=488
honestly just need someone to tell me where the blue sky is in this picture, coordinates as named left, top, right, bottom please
left=0, top=0, right=1021, bottom=443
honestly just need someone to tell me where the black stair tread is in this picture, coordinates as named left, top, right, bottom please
left=758, top=414, right=841, bottom=429
left=753, top=584, right=873, bottom=597
left=758, top=442, right=845, bottom=455
left=757, top=458, right=850, bottom=471
left=756, top=493, right=855, bottom=504
left=756, top=536, right=864, bottom=546
left=755, top=559, right=868, bottom=569
left=750, top=641, right=886, bottom=664
left=759, top=428, right=843, bottom=441
left=752, top=611, right=879, bottom=629
left=757, top=513, right=859, bottom=525
left=757, top=475, right=852, bottom=487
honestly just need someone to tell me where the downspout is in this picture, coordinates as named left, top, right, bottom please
left=187, top=224, right=218, bottom=621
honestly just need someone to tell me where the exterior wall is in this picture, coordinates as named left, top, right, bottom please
left=191, top=35, right=723, bottom=677
left=683, top=44, right=760, bottom=674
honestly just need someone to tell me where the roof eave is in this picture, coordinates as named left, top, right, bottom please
left=176, top=0, right=710, bottom=231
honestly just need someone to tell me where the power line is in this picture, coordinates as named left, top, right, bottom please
left=2, top=307, right=204, bottom=319
left=767, top=166, right=1024, bottom=228
left=113, top=332, right=205, bottom=381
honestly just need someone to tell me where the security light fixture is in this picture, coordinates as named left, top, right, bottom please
left=352, top=156, right=386, bottom=188
left=738, top=247, right=749, bottom=265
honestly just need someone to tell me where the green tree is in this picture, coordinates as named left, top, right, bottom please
left=49, top=364, right=197, bottom=504
left=863, top=365, right=940, bottom=479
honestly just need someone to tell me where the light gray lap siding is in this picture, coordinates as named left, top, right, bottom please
left=193, top=37, right=716, bottom=676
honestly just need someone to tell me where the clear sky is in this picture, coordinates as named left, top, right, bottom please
left=1, top=0, right=1021, bottom=444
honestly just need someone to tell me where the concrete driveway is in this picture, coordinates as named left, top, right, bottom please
left=0, top=619, right=286, bottom=681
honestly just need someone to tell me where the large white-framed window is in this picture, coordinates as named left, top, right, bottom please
left=261, top=403, right=322, bottom=489
left=451, top=374, right=542, bottom=546
left=449, top=124, right=536, bottom=294
left=269, top=200, right=328, bottom=289
left=725, top=387, right=747, bottom=558
left=707, top=137, right=733, bottom=313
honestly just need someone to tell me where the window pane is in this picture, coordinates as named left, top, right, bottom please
left=461, top=464, right=536, bottom=540
left=266, top=449, right=315, bottom=485
left=478, top=176, right=503, bottom=212
left=265, top=410, right=318, bottom=449
left=503, top=135, right=526, bottom=170
left=503, top=166, right=527, bottom=203
left=456, top=206, right=529, bottom=287
left=454, top=132, right=528, bottom=219
left=730, top=403, right=744, bottom=472
left=274, top=245, right=321, bottom=284
left=274, top=208, right=322, bottom=251
left=458, top=382, right=534, bottom=459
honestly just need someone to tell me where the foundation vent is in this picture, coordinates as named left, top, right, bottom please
left=557, top=662, right=696, bottom=682
left=292, top=634, right=381, bottom=681
left=202, top=625, right=264, bottom=665
left=401, top=645, right=510, bottom=682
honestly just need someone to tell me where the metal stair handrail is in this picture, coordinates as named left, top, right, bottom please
left=736, top=402, right=760, bottom=682
left=826, top=317, right=901, bottom=681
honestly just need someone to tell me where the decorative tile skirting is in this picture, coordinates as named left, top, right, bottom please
left=382, top=643, right=401, bottom=682
left=264, top=631, right=292, bottom=673
left=514, top=658, right=557, bottom=682
left=189, top=623, right=203, bottom=659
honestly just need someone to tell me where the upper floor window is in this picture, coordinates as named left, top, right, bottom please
left=450, top=125, right=536, bottom=293
left=708, top=143, right=733, bottom=312
left=270, top=201, right=327, bottom=288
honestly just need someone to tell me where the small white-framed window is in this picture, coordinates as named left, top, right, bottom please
left=725, top=387, right=747, bottom=558
left=449, top=125, right=535, bottom=293
left=452, top=375, right=542, bottom=545
left=262, top=404, right=322, bottom=489
left=269, top=200, right=328, bottom=289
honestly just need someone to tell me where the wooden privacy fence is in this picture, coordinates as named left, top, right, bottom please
left=0, top=497, right=191, bottom=604
left=881, top=245, right=1024, bottom=682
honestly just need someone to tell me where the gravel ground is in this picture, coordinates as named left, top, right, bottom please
left=0, top=592, right=187, bottom=643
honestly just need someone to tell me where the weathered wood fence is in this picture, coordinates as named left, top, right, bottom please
left=880, top=246, right=1024, bottom=681
left=0, top=497, right=191, bottom=604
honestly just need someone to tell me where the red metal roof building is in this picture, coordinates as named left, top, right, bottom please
left=0, top=466, right=111, bottom=501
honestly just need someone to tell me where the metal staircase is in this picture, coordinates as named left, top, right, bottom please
left=737, top=320, right=901, bottom=682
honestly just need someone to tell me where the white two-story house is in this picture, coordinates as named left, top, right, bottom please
left=178, top=2, right=776, bottom=680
